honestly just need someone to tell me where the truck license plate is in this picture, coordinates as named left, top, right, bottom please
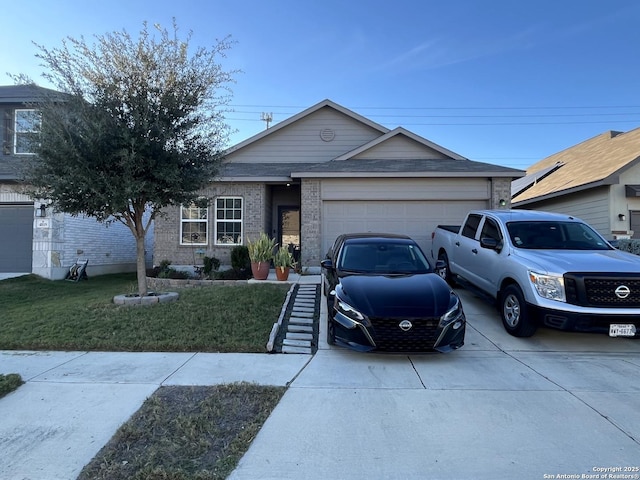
left=609, top=324, right=637, bottom=337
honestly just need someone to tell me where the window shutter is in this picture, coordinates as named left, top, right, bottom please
left=2, top=110, right=12, bottom=155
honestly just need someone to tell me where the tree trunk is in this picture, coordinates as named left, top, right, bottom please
left=136, top=234, right=148, bottom=297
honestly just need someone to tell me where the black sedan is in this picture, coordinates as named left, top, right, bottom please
left=321, top=233, right=465, bottom=353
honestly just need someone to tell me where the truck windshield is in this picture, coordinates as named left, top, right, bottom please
left=506, top=221, right=612, bottom=250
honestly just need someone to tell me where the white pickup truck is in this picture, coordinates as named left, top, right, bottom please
left=430, top=209, right=640, bottom=338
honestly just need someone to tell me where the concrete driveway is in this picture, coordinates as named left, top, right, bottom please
left=229, top=287, right=640, bottom=480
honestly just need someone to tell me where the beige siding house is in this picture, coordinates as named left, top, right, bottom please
left=512, top=128, right=640, bottom=240
left=154, top=99, right=524, bottom=272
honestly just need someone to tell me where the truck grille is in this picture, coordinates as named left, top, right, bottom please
left=565, top=273, right=640, bottom=307
left=369, top=317, right=440, bottom=352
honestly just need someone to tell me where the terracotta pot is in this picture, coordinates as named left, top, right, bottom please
left=251, top=261, right=270, bottom=280
left=275, top=266, right=290, bottom=281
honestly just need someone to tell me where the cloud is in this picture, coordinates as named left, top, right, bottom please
left=376, top=26, right=543, bottom=74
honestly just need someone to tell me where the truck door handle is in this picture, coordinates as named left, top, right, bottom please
left=472, top=248, right=478, bottom=254
left=455, top=241, right=460, bottom=247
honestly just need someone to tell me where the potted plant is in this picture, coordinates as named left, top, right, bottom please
left=246, top=232, right=276, bottom=280
left=273, top=246, right=296, bottom=281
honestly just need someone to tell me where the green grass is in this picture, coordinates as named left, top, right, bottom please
left=77, top=383, right=286, bottom=480
left=0, top=373, right=23, bottom=398
left=0, top=273, right=290, bottom=352
left=1, top=273, right=293, bottom=478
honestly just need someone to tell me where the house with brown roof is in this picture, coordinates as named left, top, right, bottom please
left=153, top=99, right=524, bottom=272
left=511, top=128, right=640, bottom=239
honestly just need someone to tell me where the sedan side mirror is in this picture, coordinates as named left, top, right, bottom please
left=321, top=259, right=334, bottom=270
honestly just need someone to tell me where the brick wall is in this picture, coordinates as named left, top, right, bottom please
left=300, top=179, right=321, bottom=267
left=154, top=183, right=267, bottom=267
left=491, top=178, right=513, bottom=209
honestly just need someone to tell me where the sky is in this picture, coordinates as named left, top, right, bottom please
left=1, top=0, right=639, bottom=171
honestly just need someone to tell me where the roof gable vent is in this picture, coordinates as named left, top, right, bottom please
left=320, top=128, right=335, bottom=142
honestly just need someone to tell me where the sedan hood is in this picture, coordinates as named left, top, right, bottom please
left=512, top=248, right=640, bottom=274
left=338, top=273, right=453, bottom=318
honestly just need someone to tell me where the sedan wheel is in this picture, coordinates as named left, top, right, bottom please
left=326, top=295, right=336, bottom=345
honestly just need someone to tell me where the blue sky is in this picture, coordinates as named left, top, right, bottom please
left=2, top=0, right=639, bottom=170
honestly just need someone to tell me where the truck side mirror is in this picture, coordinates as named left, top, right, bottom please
left=480, top=237, right=502, bottom=253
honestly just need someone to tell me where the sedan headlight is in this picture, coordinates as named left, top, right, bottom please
left=529, top=271, right=566, bottom=302
left=439, top=294, right=464, bottom=328
left=335, top=298, right=365, bottom=321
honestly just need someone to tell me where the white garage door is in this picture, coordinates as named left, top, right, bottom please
left=0, top=204, right=34, bottom=274
left=322, top=200, right=487, bottom=257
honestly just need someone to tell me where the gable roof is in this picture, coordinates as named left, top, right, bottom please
left=225, top=99, right=389, bottom=155
left=290, top=157, right=520, bottom=178
left=513, top=128, right=640, bottom=205
left=220, top=99, right=525, bottom=180
left=334, top=127, right=467, bottom=161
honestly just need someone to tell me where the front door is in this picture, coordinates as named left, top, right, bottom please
left=278, top=206, right=300, bottom=263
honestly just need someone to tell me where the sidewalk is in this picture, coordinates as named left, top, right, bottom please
left=0, top=273, right=321, bottom=480
left=0, top=351, right=313, bottom=480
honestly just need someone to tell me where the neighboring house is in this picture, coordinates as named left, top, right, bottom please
left=0, top=84, right=152, bottom=280
left=511, top=128, right=640, bottom=240
left=154, top=99, right=524, bottom=272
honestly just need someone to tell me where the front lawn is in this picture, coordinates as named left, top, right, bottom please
left=0, top=274, right=289, bottom=352
left=0, top=273, right=294, bottom=478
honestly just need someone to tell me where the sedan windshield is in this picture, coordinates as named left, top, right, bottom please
left=338, top=241, right=432, bottom=274
left=507, top=221, right=612, bottom=250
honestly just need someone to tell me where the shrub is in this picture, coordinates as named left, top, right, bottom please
left=148, top=260, right=190, bottom=279
left=203, top=256, right=220, bottom=277
left=616, top=239, right=640, bottom=256
left=0, top=373, right=23, bottom=399
left=231, top=245, right=251, bottom=271
left=214, top=268, right=252, bottom=280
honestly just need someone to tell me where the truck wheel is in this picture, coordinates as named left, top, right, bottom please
left=500, top=285, right=537, bottom=337
left=438, top=252, right=457, bottom=286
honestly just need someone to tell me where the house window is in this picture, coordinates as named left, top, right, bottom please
left=215, top=197, right=243, bottom=245
left=14, top=109, right=41, bottom=155
left=180, top=204, right=208, bottom=245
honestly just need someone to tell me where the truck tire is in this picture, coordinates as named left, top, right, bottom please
left=500, top=284, right=537, bottom=337
left=438, top=252, right=457, bottom=286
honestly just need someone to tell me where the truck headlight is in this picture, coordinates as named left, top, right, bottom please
left=529, top=271, right=566, bottom=302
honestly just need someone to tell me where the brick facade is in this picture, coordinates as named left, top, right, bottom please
left=491, top=178, right=513, bottom=209
left=153, top=183, right=267, bottom=267
left=300, top=179, right=321, bottom=268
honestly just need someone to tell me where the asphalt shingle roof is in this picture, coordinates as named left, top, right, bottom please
left=513, top=128, right=640, bottom=203
left=220, top=158, right=521, bottom=178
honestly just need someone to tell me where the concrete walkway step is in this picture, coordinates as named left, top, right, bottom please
left=267, top=283, right=320, bottom=354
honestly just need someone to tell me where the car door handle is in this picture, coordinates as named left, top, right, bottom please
left=471, top=248, right=478, bottom=254
left=455, top=241, right=460, bottom=247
